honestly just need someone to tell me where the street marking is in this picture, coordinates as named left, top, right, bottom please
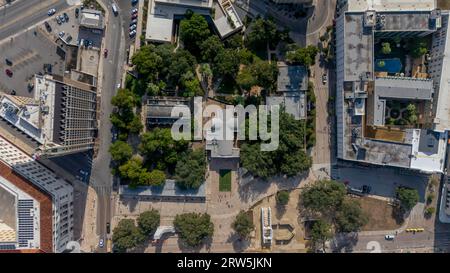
left=367, top=241, right=382, bottom=253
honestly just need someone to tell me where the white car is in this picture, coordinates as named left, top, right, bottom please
left=129, top=24, right=137, bottom=31
left=47, top=8, right=56, bottom=16
left=99, top=238, right=104, bottom=248
left=129, top=29, right=137, bottom=37
left=385, top=234, right=395, bottom=240
left=58, top=31, right=65, bottom=38
left=131, top=8, right=138, bottom=14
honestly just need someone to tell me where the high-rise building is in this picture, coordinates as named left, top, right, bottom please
left=0, top=74, right=97, bottom=157
left=0, top=136, right=74, bottom=253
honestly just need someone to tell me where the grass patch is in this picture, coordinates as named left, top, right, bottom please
left=219, top=169, right=232, bottom=192
left=358, top=197, right=403, bottom=231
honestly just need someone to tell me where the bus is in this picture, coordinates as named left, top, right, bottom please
left=111, top=3, right=119, bottom=16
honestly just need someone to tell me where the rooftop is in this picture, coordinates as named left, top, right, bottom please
left=277, top=65, right=308, bottom=92
left=346, top=0, right=436, bottom=12
left=79, top=9, right=104, bottom=29
left=120, top=180, right=206, bottom=201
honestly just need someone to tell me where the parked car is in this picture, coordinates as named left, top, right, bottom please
left=75, top=8, right=80, bottom=18
left=130, top=19, right=138, bottom=26
left=47, top=8, right=56, bottom=16
left=63, top=12, right=69, bottom=22
left=5, top=69, right=13, bottom=77
left=131, top=8, right=138, bottom=14
left=106, top=223, right=111, bottom=234
left=104, top=48, right=108, bottom=58
left=58, top=31, right=65, bottom=38
left=60, top=14, right=66, bottom=23
left=10, top=90, right=16, bottom=95
left=129, top=24, right=137, bottom=31
left=385, top=235, right=395, bottom=240
left=56, top=16, right=62, bottom=25
left=362, top=185, right=372, bottom=194
left=131, top=0, right=139, bottom=6
left=131, top=13, right=138, bottom=19
left=129, top=29, right=137, bottom=37
left=66, top=35, right=73, bottom=43
left=322, top=73, right=328, bottom=84
left=99, top=238, right=104, bottom=248
left=44, top=21, right=52, bottom=32
left=5, top=58, right=12, bottom=66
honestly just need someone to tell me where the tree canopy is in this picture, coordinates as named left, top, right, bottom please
left=240, top=111, right=312, bottom=179
left=112, top=219, right=145, bottom=252
left=301, top=180, right=347, bottom=215
left=180, top=12, right=211, bottom=55
left=232, top=210, right=254, bottom=239
left=109, top=141, right=133, bottom=163
left=396, top=187, right=419, bottom=211
left=173, top=213, right=214, bottom=247
left=276, top=190, right=290, bottom=206
left=175, top=149, right=206, bottom=189
left=137, top=209, right=160, bottom=236
left=139, top=128, right=189, bottom=171
left=286, top=45, right=319, bottom=66
left=246, top=17, right=280, bottom=50
left=335, top=199, right=368, bottom=233
left=310, top=219, right=333, bottom=251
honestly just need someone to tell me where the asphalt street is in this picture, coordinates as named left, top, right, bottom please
left=0, top=0, right=70, bottom=42
left=89, top=0, right=126, bottom=252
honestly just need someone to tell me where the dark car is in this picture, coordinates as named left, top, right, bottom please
left=106, top=223, right=111, bottom=234
left=104, top=48, right=108, bottom=58
left=75, top=8, right=79, bottom=18
left=5, top=58, right=12, bottom=66
left=362, top=185, right=372, bottom=194
left=63, top=12, right=69, bottom=22
left=10, top=90, right=16, bottom=95
left=66, top=35, right=73, bottom=43
left=5, top=69, right=13, bottom=77
left=131, top=13, right=138, bottom=20
left=132, top=0, right=139, bottom=6
left=44, top=21, right=52, bottom=32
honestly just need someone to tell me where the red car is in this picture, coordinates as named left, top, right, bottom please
left=5, top=69, right=13, bottom=77
left=104, top=48, right=108, bottom=58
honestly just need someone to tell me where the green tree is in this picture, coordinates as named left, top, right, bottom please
left=408, top=38, right=428, bottom=58
left=246, top=17, right=279, bottom=50
left=335, top=199, right=368, bottom=233
left=139, top=128, right=189, bottom=170
left=425, top=207, right=436, bottom=217
left=381, top=42, right=391, bottom=55
left=286, top=45, right=319, bottom=66
left=139, top=169, right=166, bottom=187
left=301, top=180, right=347, bottom=215
left=276, top=190, right=290, bottom=206
left=251, top=60, right=278, bottom=90
left=128, top=115, right=144, bottom=135
left=213, top=48, right=240, bottom=78
left=406, top=104, right=418, bottom=124
left=112, top=219, right=145, bottom=252
left=111, top=88, right=137, bottom=110
left=396, top=187, right=419, bottom=211
left=175, top=149, right=206, bottom=189
left=232, top=210, right=254, bottom=239
left=240, top=111, right=312, bottom=179
left=137, top=209, right=160, bottom=236
left=131, top=45, right=163, bottom=81
left=200, top=35, right=224, bottom=63
left=236, top=67, right=257, bottom=91
left=310, top=219, right=333, bottom=251
left=180, top=12, right=211, bottom=55
left=173, top=213, right=214, bottom=247
left=119, top=157, right=145, bottom=186
left=182, top=78, right=203, bottom=97
left=109, top=141, right=133, bottom=163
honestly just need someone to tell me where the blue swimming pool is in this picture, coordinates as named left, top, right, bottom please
left=375, top=58, right=403, bottom=74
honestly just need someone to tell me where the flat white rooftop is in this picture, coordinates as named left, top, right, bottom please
left=347, top=0, right=436, bottom=12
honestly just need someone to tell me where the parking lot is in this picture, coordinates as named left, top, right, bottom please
left=0, top=27, right=65, bottom=97
left=332, top=164, right=428, bottom=202
left=45, top=7, right=103, bottom=49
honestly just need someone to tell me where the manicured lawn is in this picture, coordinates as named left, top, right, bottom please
left=219, top=169, right=232, bottom=192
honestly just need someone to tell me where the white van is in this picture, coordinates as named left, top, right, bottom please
left=112, top=3, right=119, bottom=16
